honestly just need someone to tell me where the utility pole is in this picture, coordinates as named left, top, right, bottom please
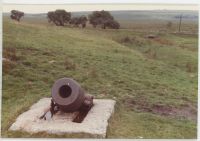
left=178, top=14, right=182, bottom=32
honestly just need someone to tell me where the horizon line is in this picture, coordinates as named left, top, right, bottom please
left=3, top=9, right=199, bottom=14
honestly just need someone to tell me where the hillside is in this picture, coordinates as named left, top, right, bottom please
left=2, top=17, right=198, bottom=138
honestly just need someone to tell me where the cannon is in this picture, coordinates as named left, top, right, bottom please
left=40, top=78, right=94, bottom=120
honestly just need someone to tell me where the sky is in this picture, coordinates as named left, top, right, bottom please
left=3, top=4, right=198, bottom=13
left=2, top=0, right=199, bottom=4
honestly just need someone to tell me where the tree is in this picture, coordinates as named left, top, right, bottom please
left=88, top=10, right=119, bottom=29
left=47, top=11, right=57, bottom=24
left=10, top=10, right=24, bottom=22
left=69, top=17, right=79, bottom=26
left=102, top=19, right=120, bottom=29
left=79, top=16, right=88, bottom=28
left=69, top=15, right=88, bottom=28
left=47, top=10, right=71, bottom=26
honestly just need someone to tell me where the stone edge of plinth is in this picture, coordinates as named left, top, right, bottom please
left=9, top=98, right=116, bottom=138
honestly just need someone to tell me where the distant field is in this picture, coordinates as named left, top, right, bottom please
left=2, top=10, right=198, bottom=138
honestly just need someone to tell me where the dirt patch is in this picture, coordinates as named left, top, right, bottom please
left=174, top=103, right=197, bottom=121
left=151, top=104, right=173, bottom=115
left=123, top=98, right=197, bottom=121
left=151, top=104, right=197, bottom=121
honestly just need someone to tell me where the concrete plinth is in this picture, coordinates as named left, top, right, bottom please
left=9, top=98, right=116, bottom=138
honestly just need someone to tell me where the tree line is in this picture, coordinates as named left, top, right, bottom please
left=10, top=9, right=120, bottom=29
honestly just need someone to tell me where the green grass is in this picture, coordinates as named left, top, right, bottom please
left=2, top=17, right=198, bottom=138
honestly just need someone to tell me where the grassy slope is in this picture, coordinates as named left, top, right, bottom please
left=2, top=18, right=198, bottom=138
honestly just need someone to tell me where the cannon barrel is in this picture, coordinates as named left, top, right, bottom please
left=51, top=78, right=92, bottom=112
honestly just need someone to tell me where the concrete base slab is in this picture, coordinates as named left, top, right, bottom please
left=9, top=98, right=116, bottom=138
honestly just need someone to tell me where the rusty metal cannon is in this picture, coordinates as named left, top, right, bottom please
left=40, top=78, right=94, bottom=120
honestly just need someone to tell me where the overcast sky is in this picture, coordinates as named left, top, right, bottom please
left=3, top=4, right=198, bottom=13
left=2, top=0, right=199, bottom=4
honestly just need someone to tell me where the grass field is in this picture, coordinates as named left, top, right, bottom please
left=2, top=11, right=198, bottom=138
